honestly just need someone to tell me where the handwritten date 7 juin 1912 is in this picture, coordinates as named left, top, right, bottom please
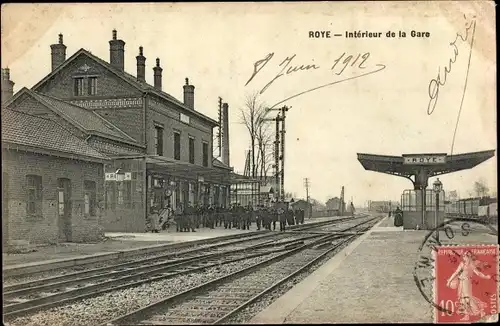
left=245, top=52, right=385, bottom=108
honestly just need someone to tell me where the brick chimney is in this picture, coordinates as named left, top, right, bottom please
left=221, top=102, right=230, bottom=166
left=136, top=46, right=146, bottom=83
left=153, top=58, right=162, bottom=90
left=50, top=34, right=66, bottom=71
left=109, top=29, right=125, bottom=71
left=183, top=78, right=195, bottom=110
left=1, top=68, right=15, bottom=104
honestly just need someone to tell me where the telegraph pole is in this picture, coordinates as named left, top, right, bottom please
left=261, top=105, right=290, bottom=203
left=275, top=113, right=281, bottom=200
left=304, top=178, right=310, bottom=203
left=280, top=106, right=289, bottom=201
left=260, top=113, right=281, bottom=201
left=304, top=178, right=311, bottom=219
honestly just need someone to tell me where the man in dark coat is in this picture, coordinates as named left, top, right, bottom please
left=237, top=204, right=245, bottom=229
left=184, top=202, right=196, bottom=232
left=207, top=205, right=215, bottom=229
left=279, top=207, right=287, bottom=231
left=255, top=206, right=262, bottom=230
left=229, top=204, right=238, bottom=229
left=174, top=204, right=184, bottom=232
left=285, top=208, right=293, bottom=226
left=224, top=206, right=231, bottom=229
left=215, top=206, right=223, bottom=227
left=244, top=205, right=253, bottom=230
left=261, top=207, right=269, bottom=230
left=272, top=208, right=278, bottom=231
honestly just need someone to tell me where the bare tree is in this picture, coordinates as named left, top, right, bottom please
left=284, top=191, right=297, bottom=199
left=255, top=122, right=274, bottom=182
left=474, top=178, right=490, bottom=197
left=309, top=198, right=327, bottom=211
left=240, top=92, right=269, bottom=178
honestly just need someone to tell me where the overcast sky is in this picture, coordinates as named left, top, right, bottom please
left=1, top=2, right=496, bottom=205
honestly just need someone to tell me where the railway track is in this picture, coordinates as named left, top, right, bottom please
left=3, top=218, right=368, bottom=289
left=103, top=216, right=380, bottom=325
left=3, top=215, right=366, bottom=320
left=3, top=235, right=318, bottom=319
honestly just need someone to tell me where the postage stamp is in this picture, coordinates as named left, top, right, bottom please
left=433, top=244, right=499, bottom=323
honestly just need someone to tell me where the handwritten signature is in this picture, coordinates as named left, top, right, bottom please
left=245, top=52, right=386, bottom=109
left=427, top=15, right=477, bottom=115
left=426, top=15, right=477, bottom=155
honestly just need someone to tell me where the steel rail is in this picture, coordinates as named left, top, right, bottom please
left=102, top=217, right=379, bottom=325
left=4, top=214, right=361, bottom=287
left=4, top=234, right=303, bottom=297
left=213, top=225, right=374, bottom=324
left=2, top=234, right=323, bottom=319
left=5, top=214, right=362, bottom=292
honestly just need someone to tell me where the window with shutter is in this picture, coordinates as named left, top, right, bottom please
left=74, top=78, right=85, bottom=96
left=84, top=181, right=97, bottom=216
left=26, top=175, right=42, bottom=217
left=88, top=77, right=97, bottom=95
left=202, top=142, right=209, bottom=167
left=189, top=137, right=195, bottom=164
left=154, top=126, right=164, bottom=156
left=174, top=132, right=181, bottom=160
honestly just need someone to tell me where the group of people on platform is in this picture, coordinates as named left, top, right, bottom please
left=147, top=203, right=306, bottom=233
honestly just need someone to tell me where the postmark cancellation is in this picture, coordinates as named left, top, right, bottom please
left=432, top=244, right=499, bottom=324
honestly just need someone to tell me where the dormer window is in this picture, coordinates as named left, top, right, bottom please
left=73, top=76, right=98, bottom=96
left=74, top=77, right=85, bottom=96
left=88, top=77, right=97, bottom=95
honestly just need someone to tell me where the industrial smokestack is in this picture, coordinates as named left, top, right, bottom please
left=221, top=102, right=230, bottom=166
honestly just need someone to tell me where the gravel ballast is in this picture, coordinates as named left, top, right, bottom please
left=3, top=233, right=293, bottom=287
left=5, top=253, right=283, bottom=326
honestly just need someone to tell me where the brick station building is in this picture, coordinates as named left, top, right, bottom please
left=1, top=102, right=109, bottom=245
left=1, top=30, right=233, bottom=238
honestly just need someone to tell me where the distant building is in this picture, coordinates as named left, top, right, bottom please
left=325, top=196, right=346, bottom=216
left=368, top=200, right=398, bottom=213
left=291, top=199, right=312, bottom=219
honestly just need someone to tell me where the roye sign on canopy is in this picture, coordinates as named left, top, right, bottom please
left=402, top=154, right=446, bottom=165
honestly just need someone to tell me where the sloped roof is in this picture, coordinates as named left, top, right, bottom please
left=1, top=108, right=108, bottom=161
left=291, top=199, right=312, bottom=206
left=259, top=185, right=273, bottom=193
left=212, top=158, right=232, bottom=170
left=32, top=48, right=218, bottom=126
left=29, top=91, right=138, bottom=144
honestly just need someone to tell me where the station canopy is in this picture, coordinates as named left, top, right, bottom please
left=357, top=150, right=495, bottom=178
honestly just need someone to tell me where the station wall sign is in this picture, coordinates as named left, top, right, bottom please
left=105, top=173, right=116, bottom=181
left=105, top=172, right=132, bottom=181
left=402, top=155, right=446, bottom=165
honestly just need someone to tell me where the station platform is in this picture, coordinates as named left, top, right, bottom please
left=250, top=216, right=497, bottom=324
left=2, top=215, right=344, bottom=276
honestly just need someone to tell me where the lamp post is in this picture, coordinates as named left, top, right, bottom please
left=433, top=178, right=443, bottom=241
left=115, top=168, right=125, bottom=182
